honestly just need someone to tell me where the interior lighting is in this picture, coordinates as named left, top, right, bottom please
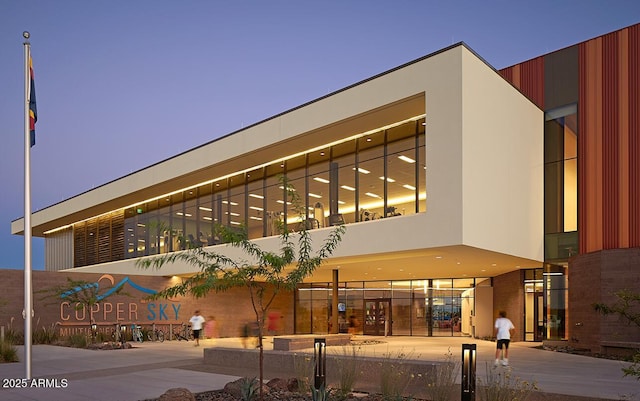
left=314, top=177, right=330, bottom=183
left=308, top=193, right=322, bottom=198
left=379, top=176, right=396, bottom=182
left=203, top=216, right=213, bottom=221
left=353, top=167, right=370, bottom=174
left=341, top=185, right=355, bottom=191
left=365, top=192, right=381, bottom=198
left=249, top=216, right=262, bottom=221
left=45, top=114, right=427, bottom=234
left=249, top=194, right=264, bottom=199
left=403, top=184, right=416, bottom=190
left=398, top=155, right=416, bottom=163
left=199, top=206, right=212, bottom=211
left=249, top=206, right=263, bottom=211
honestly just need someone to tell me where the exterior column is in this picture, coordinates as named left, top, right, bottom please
left=331, top=269, right=339, bottom=334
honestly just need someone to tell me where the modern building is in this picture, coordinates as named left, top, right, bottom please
left=13, top=23, right=640, bottom=353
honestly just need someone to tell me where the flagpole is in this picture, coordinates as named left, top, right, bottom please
left=23, top=30, right=33, bottom=380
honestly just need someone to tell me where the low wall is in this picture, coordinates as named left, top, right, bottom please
left=204, top=346, right=443, bottom=397
left=272, top=334, right=351, bottom=350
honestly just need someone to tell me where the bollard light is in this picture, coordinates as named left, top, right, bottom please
left=314, top=338, right=326, bottom=389
left=91, top=322, right=97, bottom=343
left=461, top=343, right=477, bottom=401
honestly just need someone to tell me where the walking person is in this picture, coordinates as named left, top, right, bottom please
left=494, top=310, right=515, bottom=366
left=189, top=310, right=206, bottom=346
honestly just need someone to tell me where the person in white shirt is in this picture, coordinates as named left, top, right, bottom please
left=494, top=310, right=515, bottom=366
left=189, top=310, right=206, bottom=346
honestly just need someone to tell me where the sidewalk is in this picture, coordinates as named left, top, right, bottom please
left=0, top=336, right=637, bottom=401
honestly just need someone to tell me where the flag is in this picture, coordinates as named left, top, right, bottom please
left=28, top=55, right=37, bottom=147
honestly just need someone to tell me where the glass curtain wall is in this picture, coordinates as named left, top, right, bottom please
left=295, top=277, right=478, bottom=337
left=543, top=104, right=576, bottom=341
left=77, top=117, right=425, bottom=266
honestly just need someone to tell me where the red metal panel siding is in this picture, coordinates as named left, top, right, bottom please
left=499, top=60, right=544, bottom=109
left=519, top=57, right=545, bottom=109
left=602, top=32, right=620, bottom=249
left=579, top=25, right=640, bottom=252
left=630, top=25, right=640, bottom=247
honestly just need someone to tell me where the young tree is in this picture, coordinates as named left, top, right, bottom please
left=594, top=289, right=640, bottom=380
left=137, top=180, right=345, bottom=399
left=39, top=277, right=126, bottom=343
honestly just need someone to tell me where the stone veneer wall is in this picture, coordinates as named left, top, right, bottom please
left=492, top=270, right=524, bottom=341
left=0, top=269, right=294, bottom=339
left=569, top=248, right=640, bottom=354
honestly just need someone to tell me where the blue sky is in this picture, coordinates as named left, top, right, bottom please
left=1, top=1, right=639, bottom=270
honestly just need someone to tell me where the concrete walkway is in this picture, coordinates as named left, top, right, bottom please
left=0, top=336, right=637, bottom=401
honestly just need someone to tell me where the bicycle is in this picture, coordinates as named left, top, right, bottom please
left=147, top=323, right=165, bottom=342
left=173, top=323, right=193, bottom=341
left=131, top=324, right=144, bottom=342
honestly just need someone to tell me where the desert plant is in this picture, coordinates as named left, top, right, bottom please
left=0, top=339, right=19, bottom=363
left=3, top=318, right=23, bottom=345
left=293, top=353, right=314, bottom=393
left=239, top=377, right=259, bottom=401
left=33, top=322, right=59, bottom=345
left=333, top=345, right=362, bottom=397
left=424, top=348, right=460, bottom=401
left=65, top=333, right=90, bottom=348
left=478, top=363, right=537, bottom=401
left=379, top=349, right=414, bottom=400
left=594, top=289, right=640, bottom=380
left=310, top=382, right=329, bottom=401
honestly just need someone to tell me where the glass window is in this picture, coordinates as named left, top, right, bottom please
left=246, top=168, right=265, bottom=239
left=333, top=140, right=357, bottom=224
left=227, top=174, right=245, bottom=233
left=358, top=130, right=385, bottom=221
left=265, top=164, right=284, bottom=237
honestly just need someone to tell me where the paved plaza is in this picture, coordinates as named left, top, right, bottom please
left=0, top=336, right=637, bottom=401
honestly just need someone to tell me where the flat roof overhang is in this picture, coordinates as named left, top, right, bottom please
left=65, top=244, right=541, bottom=283
left=13, top=94, right=425, bottom=237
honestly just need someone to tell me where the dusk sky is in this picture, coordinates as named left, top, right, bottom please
left=1, top=1, right=639, bottom=270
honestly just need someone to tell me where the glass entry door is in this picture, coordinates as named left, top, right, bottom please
left=364, top=299, right=391, bottom=336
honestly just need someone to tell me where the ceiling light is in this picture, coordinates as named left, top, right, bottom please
left=314, top=177, right=330, bottom=183
left=249, top=206, right=263, bottom=211
left=199, top=206, right=212, bottom=211
left=249, top=216, right=262, bottom=221
left=353, top=167, right=370, bottom=174
left=365, top=192, right=380, bottom=198
left=398, top=155, right=416, bottom=163
left=203, top=216, right=213, bottom=221
left=379, top=176, right=396, bottom=182
left=308, top=193, right=322, bottom=198
left=249, top=194, right=264, bottom=199
left=403, top=184, right=416, bottom=190
left=341, top=185, right=355, bottom=191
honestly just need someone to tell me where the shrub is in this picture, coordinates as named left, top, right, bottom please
left=33, top=323, right=59, bottom=345
left=293, top=353, right=314, bottom=393
left=424, top=348, right=459, bottom=401
left=238, top=377, right=259, bottom=401
left=478, top=363, right=537, bottom=401
left=379, top=349, right=414, bottom=400
left=0, top=340, right=19, bottom=363
left=333, top=345, right=362, bottom=397
left=65, top=333, right=90, bottom=348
